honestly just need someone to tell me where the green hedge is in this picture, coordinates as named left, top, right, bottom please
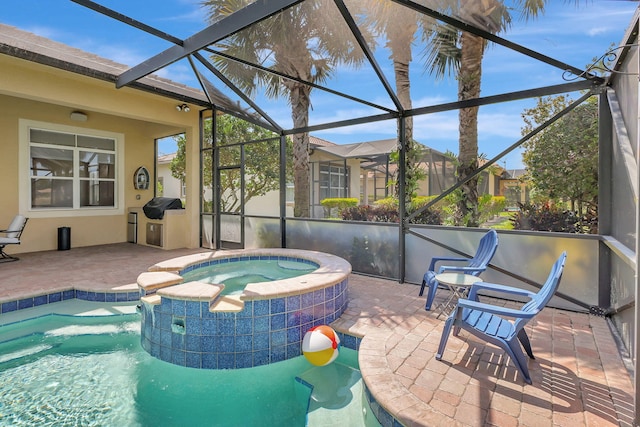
left=320, top=198, right=359, bottom=218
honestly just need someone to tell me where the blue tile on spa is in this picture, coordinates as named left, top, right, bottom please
left=218, top=318, right=235, bottom=335
left=253, top=333, right=269, bottom=350
left=202, top=353, right=217, bottom=369
left=202, top=318, right=218, bottom=335
left=62, top=290, right=75, bottom=300
left=159, top=346, right=172, bottom=363
left=253, top=300, right=269, bottom=316
left=286, top=343, right=301, bottom=359
left=150, top=343, right=160, bottom=359
left=301, top=292, right=314, bottom=308
left=325, top=299, right=336, bottom=314
left=237, top=301, right=253, bottom=317
left=286, top=312, right=301, bottom=327
left=151, top=328, right=161, bottom=344
left=172, top=333, right=185, bottom=350
left=185, top=352, right=202, bottom=369
left=219, top=336, right=235, bottom=352
left=270, top=313, right=285, bottom=330
left=185, top=301, right=201, bottom=317
left=172, top=299, right=186, bottom=316
left=299, top=309, right=314, bottom=325
left=254, top=349, right=270, bottom=366
left=312, top=289, right=324, bottom=305
left=286, top=326, right=300, bottom=344
left=236, top=317, right=252, bottom=335
left=253, top=316, right=269, bottom=333
left=286, top=295, right=301, bottom=311
left=270, top=346, right=286, bottom=363
left=270, top=330, right=286, bottom=347
left=185, top=317, right=202, bottom=335
left=158, top=313, right=172, bottom=331
left=218, top=353, right=234, bottom=369
left=159, top=298, right=171, bottom=314
left=235, top=352, right=252, bottom=368
left=160, top=330, right=172, bottom=348
left=270, top=298, right=285, bottom=314
left=201, top=335, right=217, bottom=351
left=325, top=286, right=335, bottom=299
left=235, top=335, right=252, bottom=352
left=171, top=350, right=186, bottom=366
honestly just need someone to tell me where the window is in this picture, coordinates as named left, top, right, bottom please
left=319, top=162, right=348, bottom=199
left=21, top=120, right=122, bottom=215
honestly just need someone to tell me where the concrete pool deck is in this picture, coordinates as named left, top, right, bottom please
left=0, top=243, right=634, bottom=427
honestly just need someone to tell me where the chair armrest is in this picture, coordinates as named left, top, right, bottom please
left=437, top=266, right=486, bottom=275
left=467, top=281, right=537, bottom=300
left=428, top=256, right=470, bottom=271
left=0, top=228, right=21, bottom=233
left=456, top=298, right=537, bottom=319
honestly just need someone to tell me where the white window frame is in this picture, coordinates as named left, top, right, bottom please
left=19, top=119, right=125, bottom=218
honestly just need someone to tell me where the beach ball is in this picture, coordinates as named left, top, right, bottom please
left=302, top=325, right=340, bottom=366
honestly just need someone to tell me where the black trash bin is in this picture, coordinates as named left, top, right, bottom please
left=58, top=226, right=71, bottom=251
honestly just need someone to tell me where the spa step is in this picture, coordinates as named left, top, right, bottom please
left=137, top=271, right=183, bottom=294
left=209, top=295, right=244, bottom=313
left=140, top=294, right=161, bottom=305
left=156, top=281, right=223, bottom=302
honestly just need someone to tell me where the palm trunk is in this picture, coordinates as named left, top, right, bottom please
left=456, top=31, right=484, bottom=227
left=290, top=83, right=312, bottom=218
left=389, top=19, right=417, bottom=207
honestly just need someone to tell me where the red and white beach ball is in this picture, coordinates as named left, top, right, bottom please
left=302, top=325, right=341, bottom=366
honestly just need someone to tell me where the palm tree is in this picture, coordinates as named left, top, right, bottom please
left=201, top=0, right=368, bottom=217
left=423, top=0, right=549, bottom=226
left=362, top=1, right=434, bottom=206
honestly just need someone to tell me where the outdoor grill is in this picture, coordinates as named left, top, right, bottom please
left=142, top=197, right=183, bottom=220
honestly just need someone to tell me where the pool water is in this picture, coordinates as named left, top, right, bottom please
left=0, top=314, right=380, bottom=427
left=181, top=259, right=317, bottom=295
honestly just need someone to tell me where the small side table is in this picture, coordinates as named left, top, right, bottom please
left=433, top=272, right=483, bottom=318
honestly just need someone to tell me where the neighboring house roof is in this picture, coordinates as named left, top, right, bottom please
left=505, top=169, right=527, bottom=179
left=309, top=135, right=337, bottom=148
left=315, top=138, right=397, bottom=159
left=0, top=23, right=209, bottom=107
left=158, top=153, right=177, bottom=165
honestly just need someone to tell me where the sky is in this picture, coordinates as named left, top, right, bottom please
left=2, top=0, right=638, bottom=169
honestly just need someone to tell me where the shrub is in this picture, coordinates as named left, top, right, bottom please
left=478, top=195, right=506, bottom=224
left=320, top=197, right=359, bottom=218
left=340, top=205, right=400, bottom=222
left=510, top=202, right=597, bottom=234
left=408, top=196, right=443, bottom=225
left=341, top=198, right=442, bottom=225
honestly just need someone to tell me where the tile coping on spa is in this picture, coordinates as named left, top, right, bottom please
left=140, top=248, right=353, bottom=302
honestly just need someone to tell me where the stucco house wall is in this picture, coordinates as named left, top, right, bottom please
left=0, top=47, right=202, bottom=253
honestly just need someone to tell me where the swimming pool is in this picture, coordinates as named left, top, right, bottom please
left=0, top=310, right=381, bottom=427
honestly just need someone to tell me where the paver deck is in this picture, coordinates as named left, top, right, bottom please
left=0, top=243, right=634, bottom=426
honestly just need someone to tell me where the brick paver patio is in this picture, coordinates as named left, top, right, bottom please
left=0, top=244, right=634, bottom=426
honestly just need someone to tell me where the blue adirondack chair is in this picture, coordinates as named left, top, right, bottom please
left=436, top=251, right=567, bottom=384
left=420, top=229, right=498, bottom=311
